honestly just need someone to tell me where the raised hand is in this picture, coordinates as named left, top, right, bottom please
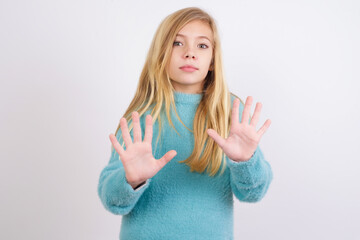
left=109, top=111, right=177, bottom=188
left=206, top=96, right=271, bottom=162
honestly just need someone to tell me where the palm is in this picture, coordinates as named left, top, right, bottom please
left=109, top=112, right=177, bottom=185
left=207, top=96, right=271, bottom=162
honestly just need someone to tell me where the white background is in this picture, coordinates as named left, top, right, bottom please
left=1, top=0, right=359, bottom=239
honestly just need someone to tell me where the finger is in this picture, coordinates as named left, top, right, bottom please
left=157, top=150, right=177, bottom=169
left=250, top=102, right=262, bottom=127
left=207, top=129, right=226, bottom=149
left=132, top=111, right=142, bottom=143
left=143, top=115, right=153, bottom=144
left=120, top=117, right=133, bottom=149
left=109, top=133, right=125, bottom=158
left=257, top=119, right=271, bottom=137
left=241, top=96, right=253, bottom=124
left=230, top=98, right=240, bottom=131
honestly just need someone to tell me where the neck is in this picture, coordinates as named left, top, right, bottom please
left=173, top=91, right=203, bottom=104
left=171, top=81, right=204, bottom=94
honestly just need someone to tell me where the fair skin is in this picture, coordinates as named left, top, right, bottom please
left=109, top=20, right=271, bottom=189
left=207, top=96, right=271, bottom=162
left=167, top=20, right=213, bottom=94
left=109, top=112, right=177, bottom=189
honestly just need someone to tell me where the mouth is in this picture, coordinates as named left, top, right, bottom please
left=180, top=65, right=198, bottom=72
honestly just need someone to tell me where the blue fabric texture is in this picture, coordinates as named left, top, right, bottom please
left=98, top=91, right=273, bottom=240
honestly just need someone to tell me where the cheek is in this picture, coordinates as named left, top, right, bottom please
left=167, top=58, right=178, bottom=77
left=171, top=48, right=181, bottom=58
left=169, top=52, right=179, bottom=67
left=168, top=60, right=177, bottom=73
left=204, top=56, right=213, bottom=68
left=204, top=51, right=213, bottom=64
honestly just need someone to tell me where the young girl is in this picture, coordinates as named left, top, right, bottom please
left=98, top=7, right=272, bottom=240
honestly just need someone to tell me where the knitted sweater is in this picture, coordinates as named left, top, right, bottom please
left=97, top=91, right=273, bottom=240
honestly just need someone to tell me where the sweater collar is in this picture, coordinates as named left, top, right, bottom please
left=173, top=91, right=203, bottom=104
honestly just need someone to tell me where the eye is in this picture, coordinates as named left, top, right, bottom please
left=198, top=43, right=209, bottom=49
left=173, top=41, right=182, bottom=46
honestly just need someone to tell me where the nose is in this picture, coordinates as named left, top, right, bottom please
left=185, top=54, right=196, bottom=59
left=183, top=46, right=196, bottom=59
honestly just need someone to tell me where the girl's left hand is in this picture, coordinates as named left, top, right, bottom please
left=207, top=96, right=271, bottom=162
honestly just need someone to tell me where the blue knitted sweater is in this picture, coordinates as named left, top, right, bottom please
left=98, top=91, right=273, bottom=240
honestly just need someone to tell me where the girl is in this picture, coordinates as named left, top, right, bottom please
left=98, top=7, right=272, bottom=240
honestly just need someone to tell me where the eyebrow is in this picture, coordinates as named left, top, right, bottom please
left=176, top=33, right=212, bottom=43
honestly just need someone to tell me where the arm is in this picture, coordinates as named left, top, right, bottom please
left=98, top=112, right=176, bottom=215
left=207, top=95, right=273, bottom=202
left=226, top=145, right=273, bottom=202
left=97, top=129, right=151, bottom=215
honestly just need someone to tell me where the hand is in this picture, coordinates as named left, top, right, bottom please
left=207, top=96, right=271, bottom=162
left=109, top=111, right=177, bottom=187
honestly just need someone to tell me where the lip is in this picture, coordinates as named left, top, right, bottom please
left=180, top=65, right=198, bottom=72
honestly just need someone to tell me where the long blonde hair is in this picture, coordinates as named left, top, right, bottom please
left=114, top=7, right=243, bottom=177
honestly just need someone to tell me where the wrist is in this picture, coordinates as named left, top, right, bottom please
left=232, top=151, right=256, bottom=162
left=132, top=181, right=146, bottom=189
left=126, top=178, right=146, bottom=189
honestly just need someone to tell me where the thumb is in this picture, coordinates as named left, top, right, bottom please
left=156, top=150, right=177, bottom=169
left=207, top=129, right=226, bottom=149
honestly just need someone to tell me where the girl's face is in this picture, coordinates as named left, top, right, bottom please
left=167, top=20, right=213, bottom=94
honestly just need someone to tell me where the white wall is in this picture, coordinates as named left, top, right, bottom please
left=1, top=0, right=359, bottom=239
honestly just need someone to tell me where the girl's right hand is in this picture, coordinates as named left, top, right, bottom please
left=109, top=111, right=177, bottom=189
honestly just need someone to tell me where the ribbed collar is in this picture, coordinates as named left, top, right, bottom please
left=173, top=91, right=203, bottom=104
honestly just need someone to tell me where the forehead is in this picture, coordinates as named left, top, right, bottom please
left=176, top=20, right=213, bottom=41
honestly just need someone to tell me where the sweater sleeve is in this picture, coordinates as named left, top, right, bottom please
left=97, top=120, right=151, bottom=215
left=226, top=145, right=273, bottom=202
left=226, top=95, right=273, bottom=202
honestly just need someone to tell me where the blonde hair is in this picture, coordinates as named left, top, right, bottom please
left=113, top=7, right=244, bottom=177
